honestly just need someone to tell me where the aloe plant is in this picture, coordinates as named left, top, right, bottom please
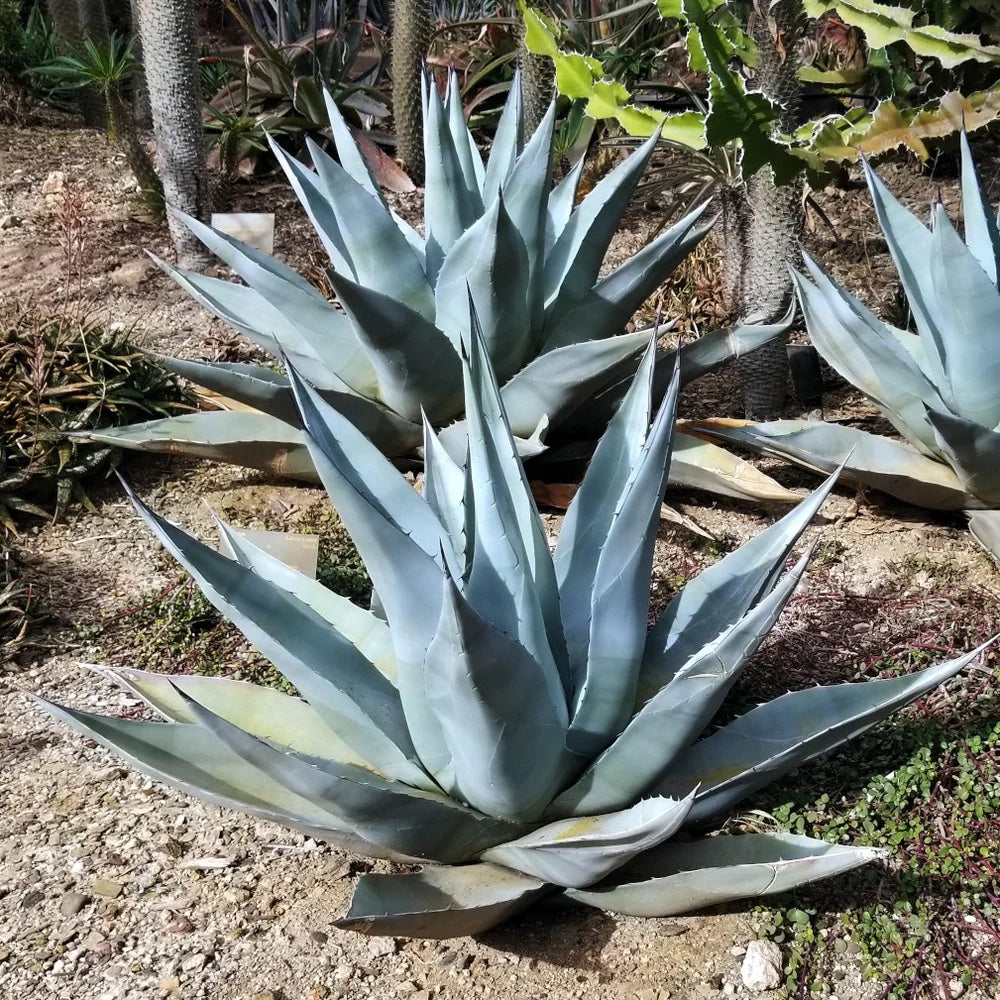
left=39, top=321, right=989, bottom=938
left=689, top=135, right=1000, bottom=557
left=77, top=75, right=796, bottom=503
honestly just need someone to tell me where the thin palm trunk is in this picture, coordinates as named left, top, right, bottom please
left=724, top=0, right=805, bottom=420
left=107, top=91, right=162, bottom=202
left=391, top=0, right=433, bottom=184
left=133, top=0, right=212, bottom=266
left=47, top=0, right=107, bottom=128
left=518, top=12, right=553, bottom=136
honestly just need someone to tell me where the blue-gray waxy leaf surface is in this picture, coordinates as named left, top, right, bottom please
left=73, top=74, right=789, bottom=503
left=39, top=307, right=989, bottom=938
left=691, top=135, right=1000, bottom=560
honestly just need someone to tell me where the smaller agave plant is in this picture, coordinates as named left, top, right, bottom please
left=77, top=72, right=794, bottom=503
left=691, top=134, right=1000, bottom=555
left=39, top=317, right=988, bottom=937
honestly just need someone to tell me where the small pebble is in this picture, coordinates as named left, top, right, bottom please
left=59, top=892, right=89, bottom=917
left=92, top=879, right=123, bottom=899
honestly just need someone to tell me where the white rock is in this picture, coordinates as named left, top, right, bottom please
left=740, top=940, right=783, bottom=992
left=41, top=170, right=66, bottom=195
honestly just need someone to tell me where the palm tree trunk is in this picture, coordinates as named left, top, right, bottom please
left=133, top=0, right=212, bottom=266
left=107, top=91, right=162, bottom=203
left=46, top=0, right=107, bottom=128
left=518, top=13, right=553, bottom=137
left=725, top=0, right=805, bottom=420
left=128, top=0, right=152, bottom=127
left=391, top=0, right=433, bottom=184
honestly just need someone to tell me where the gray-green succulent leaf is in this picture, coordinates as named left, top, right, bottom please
left=692, top=134, right=1000, bottom=538
left=39, top=307, right=989, bottom=938
left=75, top=73, right=787, bottom=501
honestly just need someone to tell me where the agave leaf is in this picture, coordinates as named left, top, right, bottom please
left=967, top=509, right=1000, bottom=563
left=545, top=155, right=586, bottom=252
left=421, top=417, right=468, bottom=572
left=72, top=411, right=319, bottom=480
left=122, top=481, right=431, bottom=788
left=213, top=518, right=396, bottom=681
left=861, top=159, right=948, bottom=393
left=502, top=102, right=557, bottom=327
left=461, top=311, right=571, bottom=703
left=303, top=137, right=435, bottom=317
left=323, top=88, right=383, bottom=198
left=559, top=316, right=792, bottom=436
left=542, top=205, right=711, bottom=351
left=567, top=833, right=885, bottom=917
left=433, top=195, right=533, bottom=381
left=482, top=67, right=523, bottom=202
left=156, top=357, right=300, bottom=425
left=446, top=69, right=486, bottom=195
left=481, top=795, right=694, bottom=889
left=657, top=642, right=992, bottom=823
left=37, top=700, right=391, bottom=856
left=565, top=354, right=679, bottom=755
left=794, top=257, right=944, bottom=453
left=153, top=367, right=421, bottom=458
left=109, top=667, right=367, bottom=765
left=500, top=329, right=651, bottom=440
left=551, top=552, right=810, bottom=818
left=959, top=130, right=1000, bottom=283
left=689, top=418, right=974, bottom=509
left=286, top=368, right=455, bottom=783
left=151, top=261, right=318, bottom=377
left=543, top=130, right=660, bottom=328
left=424, top=79, right=484, bottom=282
left=668, top=433, right=801, bottom=502
left=325, top=269, right=464, bottom=424
left=322, top=90, right=426, bottom=261
left=172, top=207, right=315, bottom=293
left=639, top=469, right=839, bottom=701
left=172, top=209, right=359, bottom=357
left=335, top=863, right=549, bottom=939
left=555, top=339, right=656, bottom=670
left=181, top=691, right=519, bottom=863
left=424, top=574, right=573, bottom=823
left=925, top=405, right=1000, bottom=503
left=926, top=204, right=1000, bottom=429
left=152, top=253, right=378, bottom=397
left=265, top=137, right=353, bottom=278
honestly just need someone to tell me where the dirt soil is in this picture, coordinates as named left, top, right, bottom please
left=2, top=109, right=999, bottom=1000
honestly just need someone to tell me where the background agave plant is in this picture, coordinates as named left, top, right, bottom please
left=39, top=321, right=988, bottom=937
left=78, top=73, right=795, bottom=503
left=690, top=134, right=1000, bottom=557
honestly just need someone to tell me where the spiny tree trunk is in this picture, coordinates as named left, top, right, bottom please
left=128, top=0, right=152, bottom=127
left=133, top=0, right=212, bottom=266
left=518, top=13, right=553, bottom=137
left=107, top=91, right=162, bottom=203
left=725, top=0, right=806, bottom=420
left=391, top=0, right=433, bottom=184
left=46, top=0, right=107, bottom=128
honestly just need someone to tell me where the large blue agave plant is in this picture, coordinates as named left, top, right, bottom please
left=38, top=316, right=988, bottom=937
